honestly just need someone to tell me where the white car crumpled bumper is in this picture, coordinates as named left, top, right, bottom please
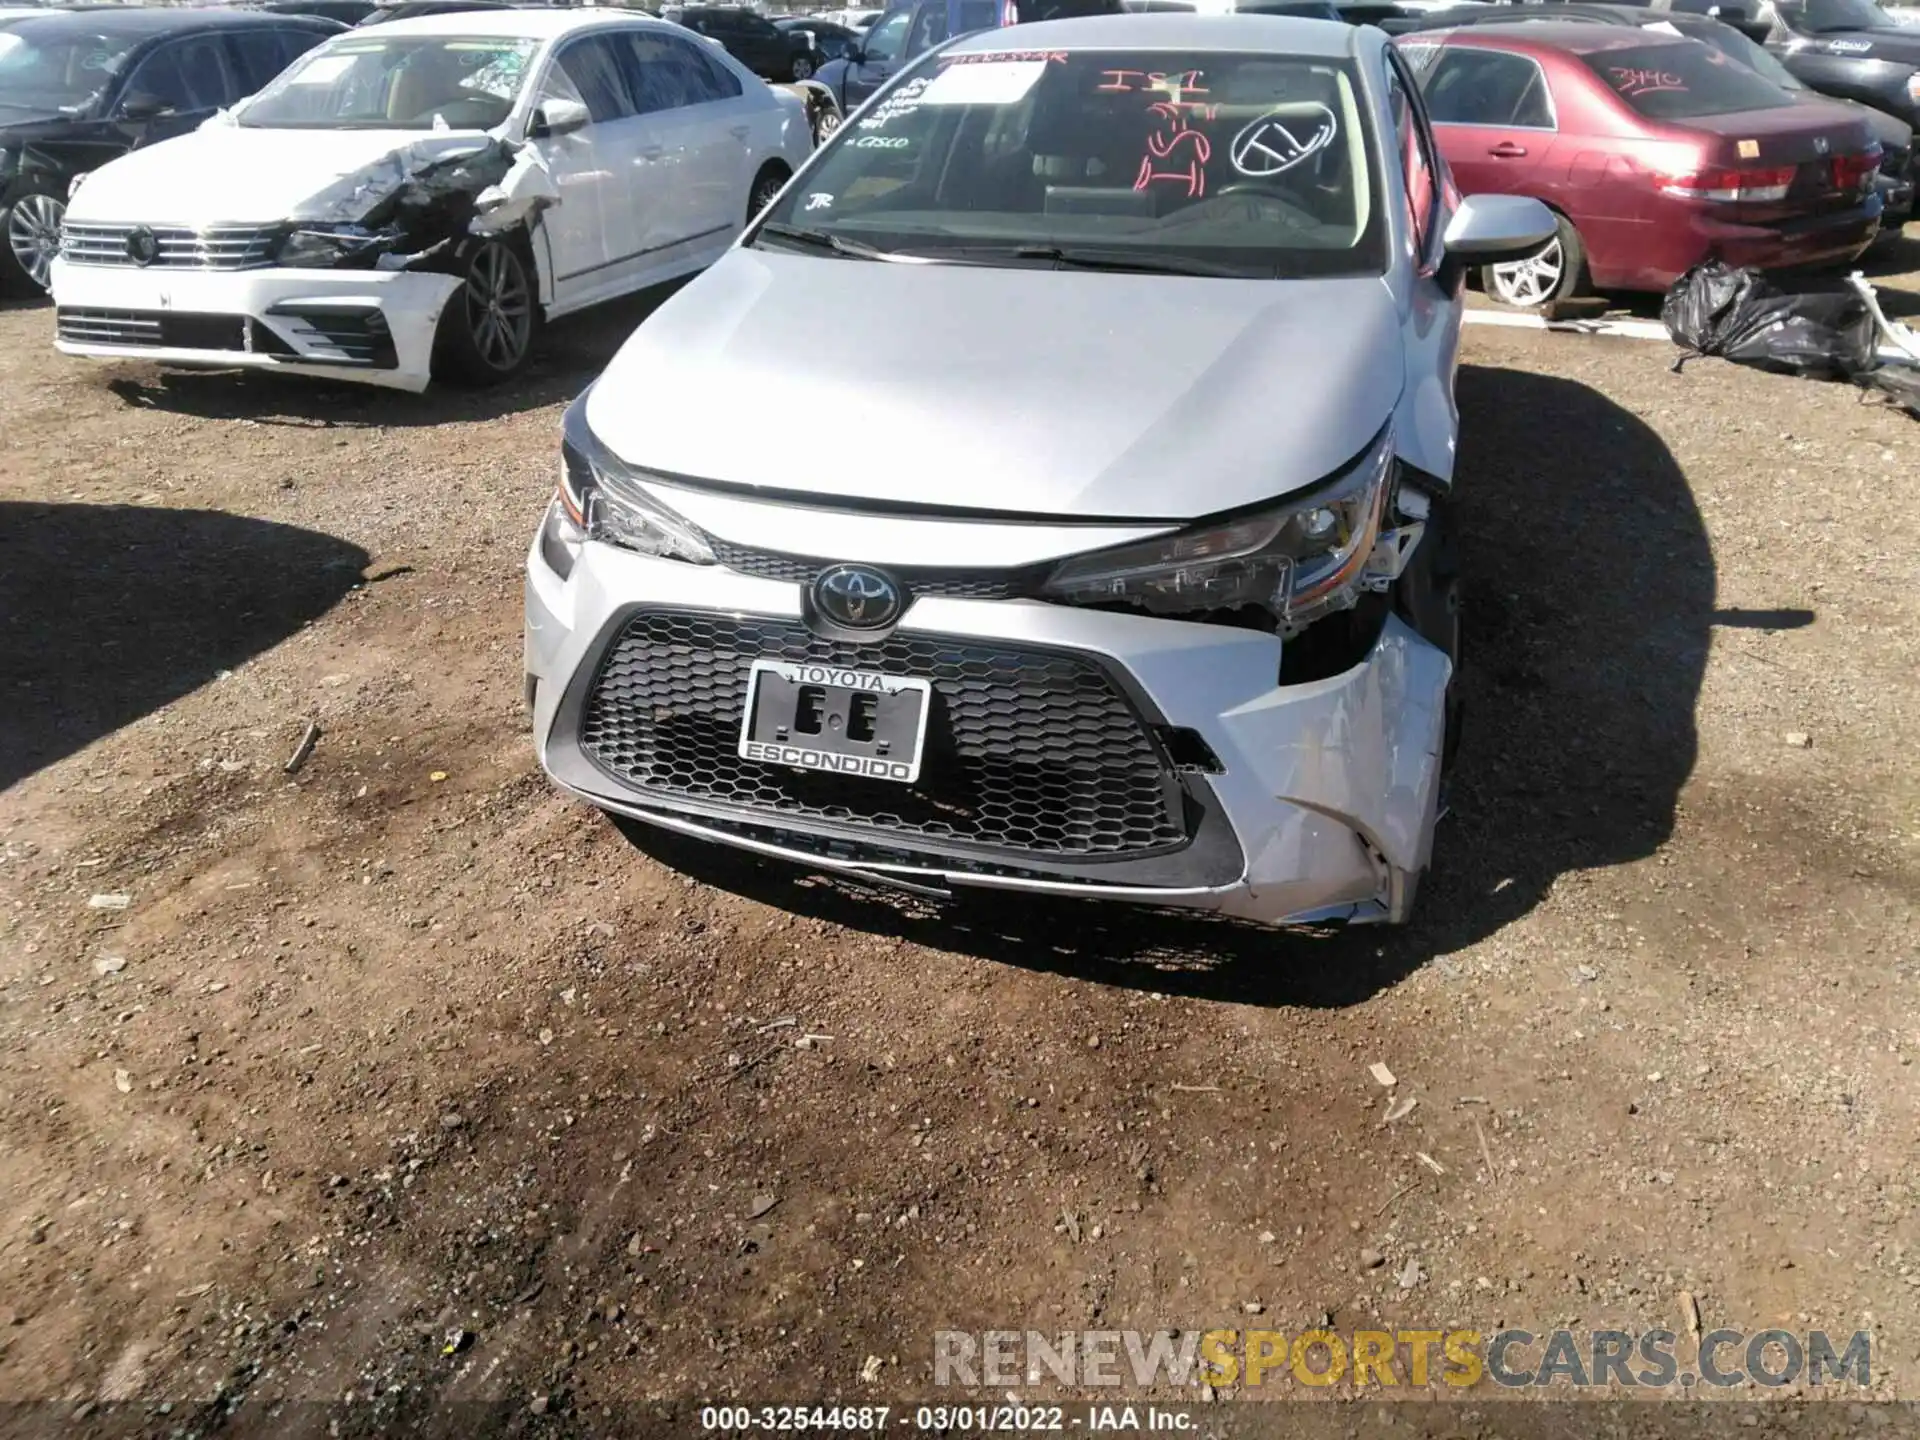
left=49, top=259, right=461, bottom=392
left=524, top=529, right=1455, bottom=929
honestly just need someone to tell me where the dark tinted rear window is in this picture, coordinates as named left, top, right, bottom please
left=1584, top=40, right=1792, bottom=117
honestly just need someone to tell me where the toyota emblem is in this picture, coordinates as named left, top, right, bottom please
left=812, top=564, right=903, bottom=629
left=124, top=226, right=159, bottom=266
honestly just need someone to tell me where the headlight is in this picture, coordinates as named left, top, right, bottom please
left=1041, top=426, right=1394, bottom=630
left=558, top=392, right=715, bottom=565
left=68, top=170, right=89, bottom=199
left=274, top=223, right=395, bottom=269
left=0, top=150, right=15, bottom=184
left=1906, top=71, right=1920, bottom=104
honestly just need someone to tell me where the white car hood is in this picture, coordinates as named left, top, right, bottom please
left=66, top=124, right=500, bottom=226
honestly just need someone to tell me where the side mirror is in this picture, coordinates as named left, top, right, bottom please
left=1438, top=192, right=1556, bottom=284
left=847, top=43, right=866, bottom=61
left=528, top=97, right=591, bottom=139
left=117, top=92, right=174, bottom=121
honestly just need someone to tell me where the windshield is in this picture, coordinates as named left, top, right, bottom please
left=0, top=27, right=138, bottom=114
left=1784, top=0, right=1902, bottom=30
left=1585, top=40, right=1794, bottom=117
left=236, top=33, right=534, bottom=129
left=1672, top=21, right=1806, bottom=88
left=753, top=47, right=1383, bottom=279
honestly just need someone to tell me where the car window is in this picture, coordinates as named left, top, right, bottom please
left=684, top=32, right=745, bottom=95
left=1421, top=47, right=1554, bottom=127
left=1779, top=0, right=1901, bottom=30
left=239, top=34, right=535, bottom=128
left=758, top=46, right=1384, bottom=279
left=545, top=34, right=634, bottom=122
left=228, top=28, right=314, bottom=91
left=1584, top=39, right=1792, bottom=116
left=120, top=35, right=235, bottom=112
left=859, top=7, right=911, bottom=59
left=1384, top=49, right=1438, bottom=256
left=625, top=30, right=734, bottom=109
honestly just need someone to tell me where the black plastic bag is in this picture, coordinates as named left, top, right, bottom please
left=1662, top=260, right=1875, bottom=380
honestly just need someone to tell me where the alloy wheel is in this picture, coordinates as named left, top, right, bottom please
left=463, top=243, right=532, bottom=373
left=7, top=194, right=65, bottom=292
left=1487, top=235, right=1563, bottom=309
left=792, top=55, right=815, bottom=80
left=749, top=173, right=786, bottom=219
left=816, top=108, right=841, bottom=139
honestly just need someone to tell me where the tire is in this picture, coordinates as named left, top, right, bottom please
left=815, top=104, right=842, bottom=142
left=790, top=53, right=816, bottom=81
left=2, top=189, right=65, bottom=296
left=1480, top=211, right=1588, bottom=313
left=747, top=163, right=790, bottom=225
left=431, top=238, right=539, bottom=387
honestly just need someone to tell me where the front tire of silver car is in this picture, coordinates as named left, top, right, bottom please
left=2, top=191, right=64, bottom=296
left=1481, top=212, right=1588, bottom=313
left=815, top=105, right=842, bottom=142
left=432, top=237, right=539, bottom=387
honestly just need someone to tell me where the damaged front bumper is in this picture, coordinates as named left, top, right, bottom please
left=525, top=535, right=1453, bottom=928
left=48, top=257, right=460, bottom=391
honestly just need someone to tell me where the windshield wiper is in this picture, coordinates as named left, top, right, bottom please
left=943, top=244, right=1257, bottom=278
left=753, top=223, right=899, bottom=261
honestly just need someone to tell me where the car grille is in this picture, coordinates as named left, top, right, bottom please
left=59, top=223, right=278, bottom=270
left=56, top=308, right=248, bottom=350
left=578, top=610, right=1189, bottom=857
left=703, top=537, right=1044, bottom=601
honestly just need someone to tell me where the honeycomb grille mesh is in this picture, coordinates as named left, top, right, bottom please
left=578, top=611, right=1187, bottom=856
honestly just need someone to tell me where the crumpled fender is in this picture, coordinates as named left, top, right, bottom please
left=471, top=143, right=559, bottom=238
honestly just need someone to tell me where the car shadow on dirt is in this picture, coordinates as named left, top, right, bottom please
left=607, top=366, right=1714, bottom=1008
left=93, top=281, right=690, bottom=429
left=0, top=503, right=369, bottom=791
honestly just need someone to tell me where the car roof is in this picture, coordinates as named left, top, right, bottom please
left=1432, top=17, right=1690, bottom=49
left=0, top=4, right=334, bottom=35
left=346, top=5, right=676, bottom=36
left=950, top=10, right=1362, bottom=54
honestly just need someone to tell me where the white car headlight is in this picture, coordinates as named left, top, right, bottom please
left=1042, top=426, right=1394, bottom=631
left=557, top=392, right=714, bottom=565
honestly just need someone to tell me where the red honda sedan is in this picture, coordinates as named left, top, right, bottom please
left=1396, top=23, right=1883, bottom=307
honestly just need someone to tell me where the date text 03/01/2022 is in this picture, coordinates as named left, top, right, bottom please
left=698, top=1404, right=1194, bottom=1431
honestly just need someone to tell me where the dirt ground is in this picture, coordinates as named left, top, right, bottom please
left=2, top=240, right=1919, bottom=1439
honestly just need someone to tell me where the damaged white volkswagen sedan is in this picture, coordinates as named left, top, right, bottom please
left=50, top=10, right=812, bottom=389
left=526, top=15, right=1555, bottom=926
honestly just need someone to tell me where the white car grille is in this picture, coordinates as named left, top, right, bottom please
left=60, top=223, right=279, bottom=271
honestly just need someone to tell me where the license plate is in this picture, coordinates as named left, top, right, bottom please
left=737, top=660, right=932, bottom=784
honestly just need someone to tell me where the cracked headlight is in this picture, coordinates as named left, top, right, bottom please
left=557, top=392, right=714, bottom=565
left=274, top=223, right=396, bottom=269
left=1042, top=427, right=1394, bottom=629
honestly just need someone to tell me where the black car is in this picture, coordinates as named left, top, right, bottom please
left=357, top=0, right=517, bottom=23
left=0, top=7, right=340, bottom=294
left=1400, top=0, right=1771, bottom=38
left=771, top=14, right=861, bottom=61
left=1763, top=0, right=1920, bottom=128
left=676, top=6, right=820, bottom=79
left=1402, top=1, right=1917, bottom=224
left=247, top=0, right=380, bottom=24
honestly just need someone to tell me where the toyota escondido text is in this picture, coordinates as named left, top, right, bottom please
left=524, top=14, right=1556, bottom=926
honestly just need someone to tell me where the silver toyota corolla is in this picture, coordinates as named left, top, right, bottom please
left=525, top=13, right=1553, bottom=926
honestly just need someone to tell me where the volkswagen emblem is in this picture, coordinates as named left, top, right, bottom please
left=812, top=564, right=902, bottom=629
left=124, top=226, right=159, bottom=266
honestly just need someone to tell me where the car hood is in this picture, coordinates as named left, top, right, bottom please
left=1785, top=26, right=1920, bottom=64
left=586, top=249, right=1405, bottom=521
left=65, top=123, right=501, bottom=225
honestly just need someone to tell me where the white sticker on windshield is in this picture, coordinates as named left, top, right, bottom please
left=918, top=58, right=1047, bottom=106
left=290, top=53, right=356, bottom=84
